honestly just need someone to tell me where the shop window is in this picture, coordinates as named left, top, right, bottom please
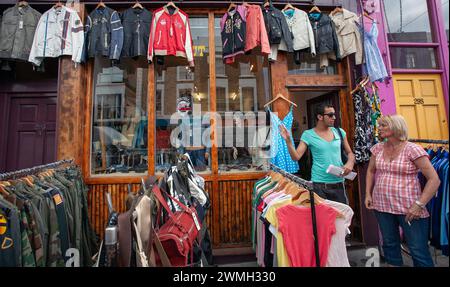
left=214, top=17, right=271, bottom=173
left=287, top=53, right=337, bottom=75
left=90, top=56, right=148, bottom=176
left=383, top=0, right=434, bottom=43
left=390, top=47, right=438, bottom=69
left=155, top=16, right=211, bottom=174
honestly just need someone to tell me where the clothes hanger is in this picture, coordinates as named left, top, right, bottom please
left=330, top=6, right=343, bottom=16
left=351, top=76, right=370, bottom=94
left=17, top=1, right=28, bottom=7
left=309, top=5, right=321, bottom=13
left=53, top=0, right=63, bottom=8
left=363, top=11, right=377, bottom=23
left=282, top=2, right=295, bottom=12
left=96, top=0, right=106, bottom=9
left=263, top=0, right=270, bottom=8
left=132, top=1, right=144, bottom=9
left=264, top=93, right=298, bottom=108
left=227, top=1, right=237, bottom=12
left=165, top=1, right=177, bottom=9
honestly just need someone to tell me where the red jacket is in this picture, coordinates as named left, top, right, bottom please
left=148, top=6, right=194, bottom=67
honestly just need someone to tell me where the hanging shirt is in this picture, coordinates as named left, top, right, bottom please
left=264, top=198, right=293, bottom=267
left=276, top=203, right=337, bottom=267
left=269, top=106, right=299, bottom=173
left=324, top=200, right=354, bottom=267
left=300, top=127, right=346, bottom=183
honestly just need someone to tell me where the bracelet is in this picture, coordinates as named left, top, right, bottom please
left=414, top=200, right=426, bottom=209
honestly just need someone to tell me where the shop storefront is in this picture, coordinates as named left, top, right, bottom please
left=1, top=0, right=387, bottom=255
left=362, top=0, right=449, bottom=140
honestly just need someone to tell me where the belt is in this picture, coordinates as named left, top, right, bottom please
left=313, top=182, right=344, bottom=189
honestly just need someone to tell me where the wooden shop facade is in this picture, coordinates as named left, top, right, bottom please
left=0, top=0, right=379, bottom=254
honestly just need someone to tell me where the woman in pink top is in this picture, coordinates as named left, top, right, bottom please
left=365, top=115, right=440, bottom=267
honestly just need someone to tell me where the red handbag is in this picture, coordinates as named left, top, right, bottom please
left=152, top=185, right=201, bottom=267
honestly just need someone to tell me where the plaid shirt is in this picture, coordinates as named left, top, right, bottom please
left=370, top=142, right=430, bottom=218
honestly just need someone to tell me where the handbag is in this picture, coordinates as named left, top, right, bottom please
left=152, top=184, right=201, bottom=267
left=335, top=127, right=348, bottom=164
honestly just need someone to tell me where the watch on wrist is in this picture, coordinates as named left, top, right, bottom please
left=415, top=200, right=425, bottom=209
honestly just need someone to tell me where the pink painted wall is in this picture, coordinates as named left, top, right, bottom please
left=363, top=0, right=397, bottom=115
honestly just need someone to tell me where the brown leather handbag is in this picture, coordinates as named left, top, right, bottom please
left=152, top=185, right=201, bottom=267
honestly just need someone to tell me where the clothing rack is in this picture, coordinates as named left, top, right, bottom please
left=269, top=163, right=320, bottom=267
left=409, top=139, right=449, bottom=145
left=0, top=159, right=74, bottom=181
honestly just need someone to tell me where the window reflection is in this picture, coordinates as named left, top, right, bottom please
left=215, top=17, right=271, bottom=173
left=91, top=56, right=148, bottom=175
left=155, top=16, right=211, bottom=174
left=383, top=0, right=434, bottom=43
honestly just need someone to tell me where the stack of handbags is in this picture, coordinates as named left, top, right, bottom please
left=117, top=176, right=202, bottom=267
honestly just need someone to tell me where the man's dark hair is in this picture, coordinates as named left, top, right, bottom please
left=315, top=104, right=334, bottom=121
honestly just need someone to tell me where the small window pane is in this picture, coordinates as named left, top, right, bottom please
left=383, top=0, right=434, bottom=43
left=90, top=57, right=148, bottom=175
left=442, top=0, right=449, bottom=42
left=390, top=47, right=438, bottom=69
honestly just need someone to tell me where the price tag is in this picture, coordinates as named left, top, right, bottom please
left=191, top=212, right=201, bottom=231
left=19, top=20, right=24, bottom=29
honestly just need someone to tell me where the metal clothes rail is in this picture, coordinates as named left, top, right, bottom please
left=409, top=139, right=449, bottom=144
left=0, top=159, right=74, bottom=180
left=269, top=163, right=320, bottom=267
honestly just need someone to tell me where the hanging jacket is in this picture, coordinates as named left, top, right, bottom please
left=220, top=5, right=247, bottom=61
left=121, top=7, right=152, bottom=58
left=308, top=12, right=340, bottom=58
left=28, top=5, right=84, bottom=66
left=330, top=9, right=363, bottom=65
left=148, top=6, right=194, bottom=67
left=261, top=4, right=293, bottom=51
left=0, top=4, right=41, bottom=61
left=279, top=8, right=315, bottom=55
left=244, top=4, right=270, bottom=55
left=83, top=5, right=123, bottom=61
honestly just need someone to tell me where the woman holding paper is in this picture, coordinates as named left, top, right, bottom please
left=365, top=115, right=440, bottom=267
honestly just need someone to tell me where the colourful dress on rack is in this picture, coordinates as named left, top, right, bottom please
left=269, top=106, right=299, bottom=173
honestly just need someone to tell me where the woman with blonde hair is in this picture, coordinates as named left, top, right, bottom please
left=365, top=115, right=441, bottom=267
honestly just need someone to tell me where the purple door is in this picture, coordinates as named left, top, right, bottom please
left=5, top=96, right=57, bottom=172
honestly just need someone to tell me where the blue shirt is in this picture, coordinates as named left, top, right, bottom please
left=301, top=127, right=346, bottom=183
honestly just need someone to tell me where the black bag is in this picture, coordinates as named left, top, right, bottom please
left=335, top=127, right=348, bottom=164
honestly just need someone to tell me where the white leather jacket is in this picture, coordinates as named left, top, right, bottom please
left=29, top=5, right=84, bottom=66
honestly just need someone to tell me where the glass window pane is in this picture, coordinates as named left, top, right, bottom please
left=215, top=17, right=271, bottom=174
left=287, top=52, right=337, bottom=75
left=383, top=0, right=434, bottom=43
left=90, top=57, right=148, bottom=176
left=155, top=16, right=211, bottom=174
left=442, top=0, right=449, bottom=42
left=390, top=47, right=438, bottom=69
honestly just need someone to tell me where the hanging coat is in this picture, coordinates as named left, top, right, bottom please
left=83, top=5, right=124, bottom=61
left=121, top=7, right=152, bottom=58
left=28, top=5, right=84, bottom=66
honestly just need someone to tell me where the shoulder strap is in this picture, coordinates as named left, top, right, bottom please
left=117, top=211, right=133, bottom=267
left=150, top=224, right=172, bottom=267
left=152, top=184, right=191, bottom=216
